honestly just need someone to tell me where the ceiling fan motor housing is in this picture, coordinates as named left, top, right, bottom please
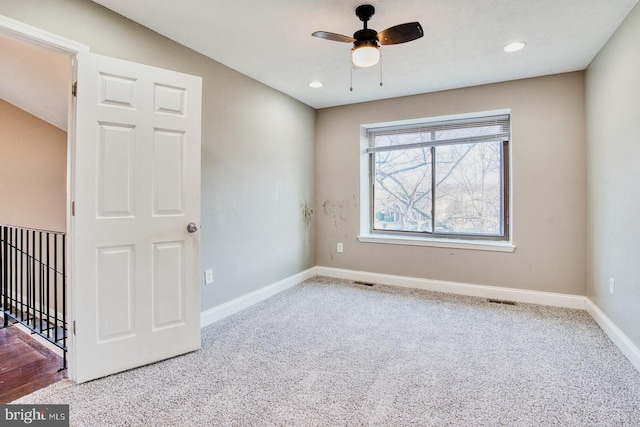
left=354, top=29, right=379, bottom=45
left=354, top=6, right=378, bottom=47
left=355, top=4, right=375, bottom=23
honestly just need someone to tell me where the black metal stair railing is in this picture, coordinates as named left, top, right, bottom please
left=0, top=224, right=67, bottom=370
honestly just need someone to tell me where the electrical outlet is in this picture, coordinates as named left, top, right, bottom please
left=609, top=277, right=615, bottom=295
left=205, top=269, right=214, bottom=285
left=337, top=243, right=343, bottom=253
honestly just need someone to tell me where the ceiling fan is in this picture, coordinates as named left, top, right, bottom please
left=312, top=4, right=424, bottom=69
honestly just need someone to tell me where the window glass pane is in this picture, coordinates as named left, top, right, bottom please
left=373, top=148, right=432, bottom=232
left=434, top=141, right=502, bottom=235
left=366, top=113, right=509, bottom=241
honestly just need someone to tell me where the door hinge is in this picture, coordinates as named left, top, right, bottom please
left=71, top=201, right=76, bottom=216
left=73, top=320, right=76, bottom=335
left=72, top=81, right=78, bottom=97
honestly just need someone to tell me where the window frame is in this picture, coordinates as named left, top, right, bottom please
left=358, top=110, right=515, bottom=252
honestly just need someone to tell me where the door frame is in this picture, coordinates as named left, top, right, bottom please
left=0, top=14, right=88, bottom=381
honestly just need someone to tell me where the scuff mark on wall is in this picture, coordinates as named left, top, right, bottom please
left=322, top=198, right=358, bottom=228
left=301, top=203, right=314, bottom=228
left=301, top=203, right=315, bottom=265
left=322, top=197, right=361, bottom=262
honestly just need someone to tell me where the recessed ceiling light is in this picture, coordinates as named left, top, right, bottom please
left=308, top=81, right=323, bottom=88
left=504, top=41, right=527, bottom=53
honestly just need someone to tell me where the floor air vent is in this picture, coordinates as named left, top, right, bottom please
left=487, top=298, right=517, bottom=306
left=354, top=281, right=375, bottom=287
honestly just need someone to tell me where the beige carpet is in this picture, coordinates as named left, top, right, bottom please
left=15, top=276, right=640, bottom=426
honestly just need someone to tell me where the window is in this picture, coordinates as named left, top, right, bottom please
left=364, top=113, right=510, bottom=242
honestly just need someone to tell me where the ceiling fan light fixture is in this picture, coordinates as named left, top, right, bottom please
left=312, top=4, right=423, bottom=84
left=352, top=40, right=380, bottom=68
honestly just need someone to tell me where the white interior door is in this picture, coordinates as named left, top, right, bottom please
left=71, top=52, right=202, bottom=383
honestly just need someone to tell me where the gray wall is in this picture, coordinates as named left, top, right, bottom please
left=586, top=3, right=640, bottom=349
left=0, top=0, right=316, bottom=310
left=316, top=73, right=587, bottom=295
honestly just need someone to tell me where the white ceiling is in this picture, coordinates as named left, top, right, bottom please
left=89, top=0, right=639, bottom=109
left=0, top=35, right=71, bottom=130
left=1, top=0, right=638, bottom=130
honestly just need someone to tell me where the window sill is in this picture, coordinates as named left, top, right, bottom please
left=357, top=234, right=516, bottom=253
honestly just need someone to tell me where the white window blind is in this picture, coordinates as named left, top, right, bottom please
left=366, top=115, right=510, bottom=153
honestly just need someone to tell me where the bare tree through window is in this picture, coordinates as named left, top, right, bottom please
left=368, top=115, right=509, bottom=240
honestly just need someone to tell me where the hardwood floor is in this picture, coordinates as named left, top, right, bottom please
left=0, top=325, right=67, bottom=403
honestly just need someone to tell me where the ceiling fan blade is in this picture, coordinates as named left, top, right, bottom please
left=377, top=22, right=423, bottom=45
left=312, top=31, right=356, bottom=43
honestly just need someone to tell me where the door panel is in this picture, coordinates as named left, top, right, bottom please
left=96, top=246, right=135, bottom=342
left=153, top=130, right=185, bottom=215
left=97, top=123, right=135, bottom=217
left=152, top=242, right=185, bottom=330
left=72, top=52, right=202, bottom=383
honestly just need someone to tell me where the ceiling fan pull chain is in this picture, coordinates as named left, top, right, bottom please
left=379, top=47, right=383, bottom=87
left=350, top=51, right=354, bottom=91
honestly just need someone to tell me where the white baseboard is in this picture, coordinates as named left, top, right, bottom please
left=317, top=266, right=586, bottom=309
left=200, top=267, right=317, bottom=328
left=198, top=265, right=639, bottom=374
left=585, top=299, right=640, bottom=373
left=318, top=266, right=640, bottom=373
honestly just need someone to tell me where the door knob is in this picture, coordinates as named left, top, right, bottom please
left=187, top=222, right=198, bottom=233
